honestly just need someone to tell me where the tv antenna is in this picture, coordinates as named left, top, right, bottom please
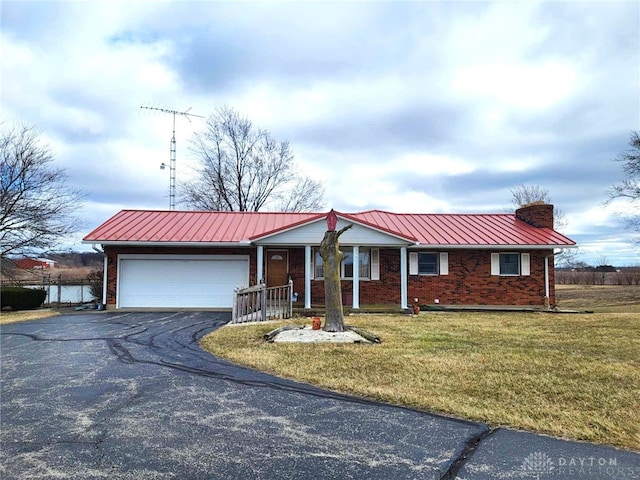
left=140, top=105, right=204, bottom=210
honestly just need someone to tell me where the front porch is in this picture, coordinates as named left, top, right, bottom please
left=258, top=244, right=411, bottom=311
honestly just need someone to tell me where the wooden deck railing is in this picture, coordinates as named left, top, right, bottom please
left=230, top=280, right=293, bottom=324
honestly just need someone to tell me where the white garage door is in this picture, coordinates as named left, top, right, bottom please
left=118, top=255, right=249, bottom=308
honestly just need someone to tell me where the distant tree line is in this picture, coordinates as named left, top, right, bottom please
left=48, top=252, right=103, bottom=268
left=556, top=266, right=640, bottom=285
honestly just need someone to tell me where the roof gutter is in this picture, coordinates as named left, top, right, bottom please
left=83, top=240, right=576, bottom=250
left=409, top=244, right=577, bottom=250
left=81, top=241, right=248, bottom=248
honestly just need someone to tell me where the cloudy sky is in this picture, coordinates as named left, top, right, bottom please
left=2, top=1, right=639, bottom=265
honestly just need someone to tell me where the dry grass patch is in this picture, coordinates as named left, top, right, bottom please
left=556, top=284, right=640, bottom=313
left=0, top=309, right=60, bottom=325
left=201, top=312, right=640, bottom=451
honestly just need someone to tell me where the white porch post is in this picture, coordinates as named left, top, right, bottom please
left=305, top=245, right=312, bottom=309
left=257, top=245, right=264, bottom=284
left=400, top=247, right=408, bottom=309
left=352, top=246, right=360, bottom=309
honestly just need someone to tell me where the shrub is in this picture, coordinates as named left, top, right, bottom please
left=86, top=268, right=104, bottom=301
left=1, top=287, right=47, bottom=311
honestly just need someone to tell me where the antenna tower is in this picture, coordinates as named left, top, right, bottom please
left=140, top=105, right=204, bottom=210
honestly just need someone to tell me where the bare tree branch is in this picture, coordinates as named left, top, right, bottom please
left=607, top=131, right=640, bottom=243
left=277, top=176, right=325, bottom=213
left=180, top=106, right=325, bottom=212
left=510, top=184, right=552, bottom=206
left=0, top=123, right=84, bottom=266
left=510, top=184, right=567, bottom=232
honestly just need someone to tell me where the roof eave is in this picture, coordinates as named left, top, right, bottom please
left=81, top=240, right=251, bottom=247
left=83, top=240, right=576, bottom=249
left=410, top=244, right=577, bottom=250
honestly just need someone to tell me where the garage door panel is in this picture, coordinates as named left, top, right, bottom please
left=118, top=257, right=248, bottom=308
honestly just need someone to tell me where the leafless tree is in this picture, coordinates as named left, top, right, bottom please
left=607, top=131, right=640, bottom=243
left=1, top=123, right=84, bottom=273
left=555, top=246, right=583, bottom=269
left=319, top=218, right=352, bottom=332
left=181, top=106, right=325, bottom=212
left=510, top=184, right=567, bottom=231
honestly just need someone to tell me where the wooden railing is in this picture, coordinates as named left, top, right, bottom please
left=230, top=280, right=293, bottom=324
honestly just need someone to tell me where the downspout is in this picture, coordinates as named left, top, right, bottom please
left=92, top=244, right=107, bottom=307
left=545, top=249, right=565, bottom=310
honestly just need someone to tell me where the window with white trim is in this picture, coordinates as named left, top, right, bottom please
left=500, top=253, right=520, bottom=275
left=491, top=253, right=530, bottom=276
left=314, top=248, right=375, bottom=280
left=314, top=250, right=324, bottom=279
left=409, top=252, right=449, bottom=275
left=418, top=253, right=438, bottom=275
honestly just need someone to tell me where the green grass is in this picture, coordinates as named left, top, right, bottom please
left=201, top=307, right=640, bottom=451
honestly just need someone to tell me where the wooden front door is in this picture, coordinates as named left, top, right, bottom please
left=266, top=250, right=289, bottom=287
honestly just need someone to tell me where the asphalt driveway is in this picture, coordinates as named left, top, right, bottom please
left=1, top=312, right=638, bottom=480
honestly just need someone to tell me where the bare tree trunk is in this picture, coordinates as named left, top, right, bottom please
left=320, top=225, right=352, bottom=332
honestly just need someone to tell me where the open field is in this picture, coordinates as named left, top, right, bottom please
left=201, top=285, right=640, bottom=451
left=556, top=284, right=640, bottom=313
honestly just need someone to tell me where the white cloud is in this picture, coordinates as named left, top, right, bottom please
left=452, top=62, right=577, bottom=110
left=1, top=0, right=638, bottom=264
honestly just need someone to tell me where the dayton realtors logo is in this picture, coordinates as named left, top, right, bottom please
left=521, top=451, right=639, bottom=478
left=522, top=451, right=555, bottom=478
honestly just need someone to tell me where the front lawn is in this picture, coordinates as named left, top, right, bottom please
left=201, top=311, right=640, bottom=451
left=0, top=309, right=59, bottom=325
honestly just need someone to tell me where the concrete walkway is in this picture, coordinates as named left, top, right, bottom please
left=1, top=312, right=638, bottom=479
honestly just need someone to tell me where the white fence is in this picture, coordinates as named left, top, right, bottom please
left=24, top=284, right=95, bottom=304
left=231, top=281, right=293, bottom=324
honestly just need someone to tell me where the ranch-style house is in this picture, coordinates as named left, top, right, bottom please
left=82, top=203, right=576, bottom=311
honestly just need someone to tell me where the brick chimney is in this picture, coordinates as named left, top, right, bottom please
left=515, top=202, right=554, bottom=229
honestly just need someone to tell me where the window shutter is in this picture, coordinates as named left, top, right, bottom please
left=310, top=250, right=315, bottom=279
left=371, top=248, right=380, bottom=280
left=439, top=252, right=449, bottom=275
left=521, top=253, right=530, bottom=276
left=409, top=252, right=419, bottom=275
left=491, top=253, right=500, bottom=276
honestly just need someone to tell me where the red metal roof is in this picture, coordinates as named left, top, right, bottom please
left=350, top=210, right=574, bottom=247
left=83, top=209, right=576, bottom=247
left=83, top=210, right=322, bottom=243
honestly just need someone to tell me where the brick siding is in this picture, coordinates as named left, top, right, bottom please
left=289, top=247, right=555, bottom=307
left=105, top=245, right=555, bottom=308
left=406, top=250, right=554, bottom=306
left=516, top=203, right=554, bottom=229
